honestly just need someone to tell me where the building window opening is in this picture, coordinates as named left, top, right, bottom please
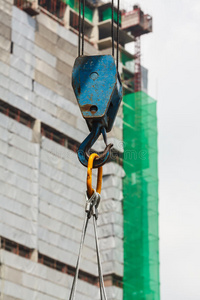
left=0, top=99, right=35, bottom=128
left=1, top=237, right=33, bottom=259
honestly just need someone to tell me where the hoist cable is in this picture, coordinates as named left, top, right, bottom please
left=82, top=0, right=85, bottom=55
left=78, top=0, right=81, bottom=56
left=117, top=0, right=120, bottom=71
left=111, top=0, right=114, bottom=57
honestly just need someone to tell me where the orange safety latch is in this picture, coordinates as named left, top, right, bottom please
left=87, top=153, right=103, bottom=198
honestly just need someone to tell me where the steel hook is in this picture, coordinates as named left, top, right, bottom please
left=77, top=122, right=113, bottom=168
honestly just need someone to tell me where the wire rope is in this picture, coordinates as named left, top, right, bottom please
left=82, top=0, right=85, bottom=55
left=69, top=214, right=89, bottom=300
left=78, top=0, right=81, bottom=56
left=111, top=0, right=114, bottom=57
left=117, top=0, right=120, bottom=71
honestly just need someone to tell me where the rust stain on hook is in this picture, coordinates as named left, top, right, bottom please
left=81, top=104, right=92, bottom=112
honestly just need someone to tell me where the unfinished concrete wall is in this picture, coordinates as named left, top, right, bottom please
left=0, top=114, right=39, bottom=249
left=0, top=1, right=124, bottom=299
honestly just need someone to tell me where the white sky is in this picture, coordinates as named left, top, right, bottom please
left=125, top=0, right=200, bottom=299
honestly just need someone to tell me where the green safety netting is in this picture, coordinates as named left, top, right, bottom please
left=121, top=52, right=134, bottom=73
left=65, top=0, right=93, bottom=22
left=102, top=7, right=121, bottom=25
left=123, top=91, right=160, bottom=300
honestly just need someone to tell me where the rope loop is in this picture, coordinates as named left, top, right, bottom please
left=87, top=153, right=103, bottom=198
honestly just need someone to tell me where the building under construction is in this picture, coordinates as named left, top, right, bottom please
left=0, top=0, right=159, bottom=299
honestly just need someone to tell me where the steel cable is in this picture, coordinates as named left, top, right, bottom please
left=111, top=0, right=114, bottom=57
left=93, top=215, right=107, bottom=300
left=69, top=214, right=89, bottom=300
left=117, top=0, right=120, bottom=71
left=82, top=0, right=85, bottom=55
left=78, top=0, right=81, bottom=56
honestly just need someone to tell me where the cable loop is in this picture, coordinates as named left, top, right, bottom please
left=87, top=153, right=103, bottom=198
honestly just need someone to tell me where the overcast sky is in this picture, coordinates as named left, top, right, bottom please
left=125, top=0, right=200, bottom=299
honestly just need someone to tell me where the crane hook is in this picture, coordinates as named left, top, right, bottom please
left=78, top=122, right=113, bottom=168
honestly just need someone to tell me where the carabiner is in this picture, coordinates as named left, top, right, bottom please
left=78, top=122, right=113, bottom=168
left=87, top=153, right=103, bottom=198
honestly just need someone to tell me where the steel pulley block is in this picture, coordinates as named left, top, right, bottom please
left=72, top=55, right=122, bottom=133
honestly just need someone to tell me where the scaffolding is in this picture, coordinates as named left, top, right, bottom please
left=66, top=0, right=94, bottom=22
left=123, top=91, right=160, bottom=300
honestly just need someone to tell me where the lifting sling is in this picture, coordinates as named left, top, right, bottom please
left=69, top=154, right=107, bottom=299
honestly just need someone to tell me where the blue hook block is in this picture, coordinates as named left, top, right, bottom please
left=72, top=55, right=122, bottom=132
